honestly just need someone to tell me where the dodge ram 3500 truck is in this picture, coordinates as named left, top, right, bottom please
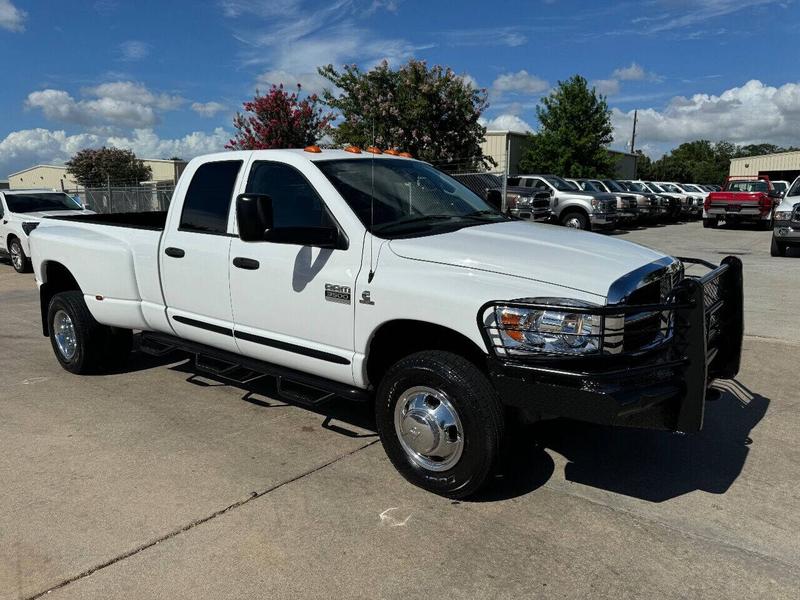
left=30, top=148, right=744, bottom=498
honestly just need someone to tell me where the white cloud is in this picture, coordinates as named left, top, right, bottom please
left=612, top=62, right=645, bottom=81
left=0, top=0, right=25, bottom=31
left=440, top=27, right=527, bottom=48
left=191, top=101, right=226, bottom=117
left=491, top=70, right=549, bottom=96
left=26, top=82, right=185, bottom=128
left=119, top=40, right=150, bottom=61
left=591, top=78, right=621, bottom=96
left=480, top=114, right=533, bottom=133
left=459, top=73, right=479, bottom=90
left=611, top=79, right=800, bottom=152
left=226, top=1, right=423, bottom=96
left=0, top=127, right=230, bottom=177
left=635, top=0, right=782, bottom=33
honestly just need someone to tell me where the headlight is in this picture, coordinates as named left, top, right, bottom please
left=774, top=211, right=792, bottom=220
left=21, top=222, right=39, bottom=235
left=493, top=298, right=602, bottom=356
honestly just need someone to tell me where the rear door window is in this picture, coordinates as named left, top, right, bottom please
left=180, top=160, right=242, bottom=234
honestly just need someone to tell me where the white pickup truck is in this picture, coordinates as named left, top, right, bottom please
left=30, top=148, right=744, bottom=498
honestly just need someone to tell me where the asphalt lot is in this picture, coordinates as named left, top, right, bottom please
left=1, top=220, right=799, bottom=599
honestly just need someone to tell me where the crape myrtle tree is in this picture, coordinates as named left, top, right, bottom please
left=66, top=147, right=152, bottom=187
left=318, top=59, right=494, bottom=171
left=226, top=84, right=334, bottom=150
left=519, top=75, right=616, bottom=178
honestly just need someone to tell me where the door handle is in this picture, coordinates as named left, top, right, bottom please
left=233, top=257, right=260, bottom=270
left=164, top=247, right=185, bottom=258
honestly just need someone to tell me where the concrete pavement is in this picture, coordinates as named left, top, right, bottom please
left=0, top=221, right=798, bottom=599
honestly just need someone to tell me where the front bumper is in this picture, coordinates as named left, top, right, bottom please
left=480, top=256, right=744, bottom=432
left=590, top=212, right=617, bottom=228
left=773, top=221, right=800, bottom=241
left=509, top=207, right=552, bottom=222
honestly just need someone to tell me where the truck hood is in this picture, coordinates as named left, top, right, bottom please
left=15, top=209, right=94, bottom=220
left=388, top=220, right=667, bottom=298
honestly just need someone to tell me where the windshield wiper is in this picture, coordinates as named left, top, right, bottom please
left=460, top=209, right=506, bottom=220
left=373, top=214, right=456, bottom=233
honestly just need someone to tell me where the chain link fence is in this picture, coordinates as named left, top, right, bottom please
left=65, top=183, right=175, bottom=214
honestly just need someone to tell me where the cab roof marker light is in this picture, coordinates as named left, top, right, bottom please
left=344, top=146, right=362, bottom=154
left=365, top=146, right=382, bottom=154
left=304, top=145, right=322, bottom=153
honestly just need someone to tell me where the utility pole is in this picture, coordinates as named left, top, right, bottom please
left=629, top=110, right=638, bottom=154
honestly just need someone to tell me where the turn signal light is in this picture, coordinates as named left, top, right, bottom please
left=304, top=145, right=322, bottom=153
left=365, top=146, right=382, bottom=154
left=344, top=146, right=362, bottom=154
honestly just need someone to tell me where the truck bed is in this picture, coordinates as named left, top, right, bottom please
left=46, top=210, right=168, bottom=230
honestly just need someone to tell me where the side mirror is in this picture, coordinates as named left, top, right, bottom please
left=236, top=193, right=273, bottom=242
left=485, top=189, right=503, bottom=211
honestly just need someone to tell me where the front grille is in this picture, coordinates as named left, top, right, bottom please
left=622, top=268, right=682, bottom=352
left=622, top=196, right=637, bottom=210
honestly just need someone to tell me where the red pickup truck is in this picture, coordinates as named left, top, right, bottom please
left=703, top=175, right=782, bottom=230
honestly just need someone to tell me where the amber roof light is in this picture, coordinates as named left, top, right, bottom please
left=384, top=149, right=400, bottom=156
left=304, top=145, right=322, bottom=153
left=399, top=151, right=413, bottom=158
left=365, top=146, right=382, bottom=154
left=344, top=145, right=362, bottom=154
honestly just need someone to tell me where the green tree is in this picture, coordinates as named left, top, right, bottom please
left=519, top=75, right=615, bottom=177
left=634, top=150, right=654, bottom=179
left=318, top=59, right=492, bottom=171
left=226, top=84, right=333, bottom=150
left=66, top=147, right=152, bottom=187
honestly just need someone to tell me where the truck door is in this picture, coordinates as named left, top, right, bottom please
left=160, top=159, right=244, bottom=353
left=228, top=160, right=358, bottom=385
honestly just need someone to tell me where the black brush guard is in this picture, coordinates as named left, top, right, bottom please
left=477, top=256, right=743, bottom=432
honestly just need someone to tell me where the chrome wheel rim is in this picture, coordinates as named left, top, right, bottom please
left=565, top=216, right=583, bottom=229
left=53, top=310, right=77, bottom=360
left=394, top=386, right=464, bottom=472
left=10, top=242, right=22, bottom=270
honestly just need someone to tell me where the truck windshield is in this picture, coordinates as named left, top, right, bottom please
left=316, top=158, right=507, bottom=236
left=646, top=182, right=665, bottom=192
left=603, top=180, right=626, bottom=193
left=772, top=181, right=787, bottom=193
left=786, top=180, right=800, bottom=197
left=4, top=193, right=82, bottom=213
left=660, top=183, right=682, bottom=193
left=543, top=176, right=575, bottom=191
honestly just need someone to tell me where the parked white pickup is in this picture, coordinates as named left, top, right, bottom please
left=29, top=148, right=744, bottom=497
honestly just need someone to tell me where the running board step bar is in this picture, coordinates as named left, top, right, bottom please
left=140, top=331, right=370, bottom=403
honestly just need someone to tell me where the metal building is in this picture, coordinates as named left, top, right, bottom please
left=8, top=158, right=188, bottom=190
left=729, top=151, right=800, bottom=183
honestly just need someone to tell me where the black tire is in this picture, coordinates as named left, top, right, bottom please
left=375, top=350, right=504, bottom=499
left=560, top=210, right=590, bottom=230
left=8, top=237, right=32, bottom=273
left=703, top=218, right=717, bottom=229
left=770, top=236, right=786, bottom=257
left=47, top=291, right=131, bottom=374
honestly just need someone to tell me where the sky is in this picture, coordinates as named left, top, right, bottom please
left=0, top=0, right=798, bottom=177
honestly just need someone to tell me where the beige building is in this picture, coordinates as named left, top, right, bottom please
left=481, top=130, right=638, bottom=178
left=729, top=151, right=800, bottom=183
left=8, top=158, right=187, bottom=190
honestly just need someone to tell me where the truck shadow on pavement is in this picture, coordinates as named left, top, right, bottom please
left=157, top=353, right=768, bottom=504
left=480, top=379, right=769, bottom=503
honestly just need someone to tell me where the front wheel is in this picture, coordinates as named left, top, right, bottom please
left=771, top=236, right=786, bottom=257
left=560, top=210, right=590, bottom=230
left=48, top=291, right=132, bottom=374
left=375, top=351, right=504, bottom=498
left=8, top=237, right=32, bottom=273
